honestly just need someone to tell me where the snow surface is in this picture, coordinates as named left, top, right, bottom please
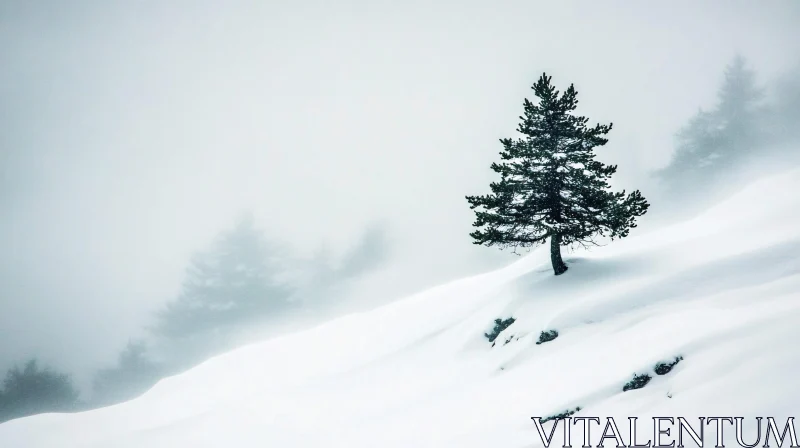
left=2, top=169, right=800, bottom=447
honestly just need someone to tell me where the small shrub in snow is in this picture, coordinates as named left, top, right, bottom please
left=538, top=407, right=582, bottom=424
left=484, top=318, right=516, bottom=344
left=622, top=373, right=651, bottom=391
left=654, top=356, right=683, bottom=375
left=535, top=330, right=558, bottom=345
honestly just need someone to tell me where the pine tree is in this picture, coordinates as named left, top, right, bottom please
left=466, top=73, right=649, bottom=275
left=153, top=214, right=293, bottom=339
left=91, top=341, right=163, bottom=407
left=713, top=55, right=764, bottom=164
left=655, top=108, right=722, bottom=193
left=717, top=56, right=763, bottom=128
left=0, top=359, right=80, bottom=423
left=655, top=55, right=765, bottom=195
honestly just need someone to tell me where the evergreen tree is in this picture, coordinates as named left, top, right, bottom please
left=655, top=108, right=723, bottom=193
left=0, top=359, right=80, bottom=423
left=152, top=214, right=293, bottom=340
left=466, top=73, right=649, bottom=275
left=91, top=340, right=163, bottom=407
left=655, top=55, right=765, bottom=194
left=712, top=54, right=765, bottom=165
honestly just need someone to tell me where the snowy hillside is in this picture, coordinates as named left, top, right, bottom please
left=2, top=169, right=799, bottom=447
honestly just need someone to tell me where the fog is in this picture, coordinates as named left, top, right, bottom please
left=2, top=0, right=799, bottom=394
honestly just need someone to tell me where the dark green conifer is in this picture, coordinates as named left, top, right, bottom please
left=466, top=73, right=649, bottom=275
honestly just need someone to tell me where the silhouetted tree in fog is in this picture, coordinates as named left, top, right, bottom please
left=91, top=340, right=163, bottom=407
left=0, top=359, right=79, bottom=423
left=655, top=55, right=765, bottom=195
left=153, top=214, right=294, bottom=340
left=466, top=73, right=649, bottom=275
left=717, top=55, right=764, bottom=137
left=661, top=110, right=719, bottom=175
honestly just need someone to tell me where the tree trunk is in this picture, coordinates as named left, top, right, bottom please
left=550, top=234, right=568, bottom=275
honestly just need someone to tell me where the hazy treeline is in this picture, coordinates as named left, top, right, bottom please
left=0, top=216, right=390, bottom=423
left=0, top=360, right=84, bottom=423
left=651, top=55, right=800, bottom=217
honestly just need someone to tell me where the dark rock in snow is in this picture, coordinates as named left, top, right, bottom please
left=623, top=373, right=651, bottom=391
left=654, top=356, right=683, bottom=375
left=485, top=317, right=516, bottom=343
left=536, top=330, right=558, bottom=345
left=537, top=407, right=582, bottom=424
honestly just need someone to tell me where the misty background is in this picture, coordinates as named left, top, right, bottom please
left=2, top=0, right=800, bottom=415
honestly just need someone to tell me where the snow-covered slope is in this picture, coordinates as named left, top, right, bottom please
left=2, top=169, right=800, bottom=447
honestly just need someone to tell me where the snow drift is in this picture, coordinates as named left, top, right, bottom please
left=1, top=169, right=799, bottom=447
